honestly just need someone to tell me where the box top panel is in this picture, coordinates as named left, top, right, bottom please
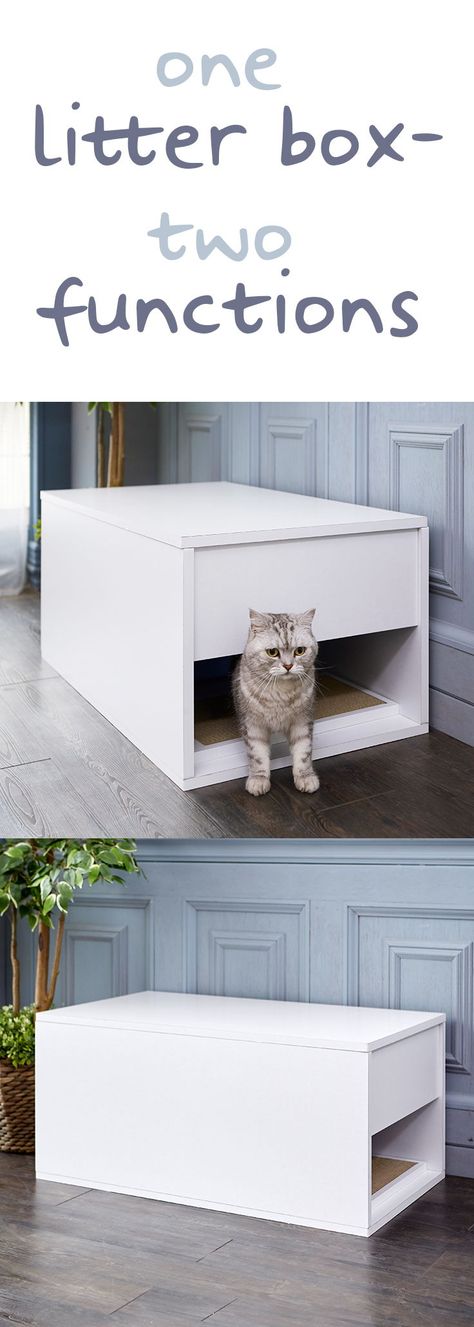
left=41, top=482, right=428, bottom=548
left=37, top=991, right=444, bottom=1052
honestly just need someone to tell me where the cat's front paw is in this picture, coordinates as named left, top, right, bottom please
left=294, top=770, right=320, bottom=794
left=246, top=774, right=271, bottom=797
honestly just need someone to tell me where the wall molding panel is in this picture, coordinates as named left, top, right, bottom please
left=209, top=931, right=287, bottom=1000
left=385, top=939, right=473, bottom=1076
left=62, top=894, right=155, bottom=1002
left=345, top=904, right=474, bottom=1111
left=177, top=411, right=227, bottom=483
left=256, top=404, right=330, bottom=497
left=259, top=416, right=319, bottom=496
left=388, top=423, right=464, bottom=600
left=184, top=898, right=310, bottom=1001
left=64, top=925, right=129, bottom=1006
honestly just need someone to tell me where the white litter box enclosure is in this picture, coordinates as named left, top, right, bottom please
left=41, top=482, right=429, bottom=789
left=35, top=992, right=445, bottom=1237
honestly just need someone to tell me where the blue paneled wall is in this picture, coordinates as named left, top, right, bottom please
left=3, top=840, right=474, bottom=1178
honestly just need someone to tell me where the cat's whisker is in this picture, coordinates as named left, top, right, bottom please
left=257, top=674, right=279, bottom=699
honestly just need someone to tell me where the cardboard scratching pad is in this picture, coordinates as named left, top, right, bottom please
left=372, top=1156, right=416, bottom=1195
left=316, top=674, right=385, bottom=718
left=194, top=674, right=385, bottom=747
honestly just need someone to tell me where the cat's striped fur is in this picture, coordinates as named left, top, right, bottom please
left=233, top=609, right=319, bottom=797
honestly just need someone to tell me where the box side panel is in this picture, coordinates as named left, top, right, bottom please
left=36, top=1023, right=370, bottom=1231
left=194, top=530, right=419, bottom=659
left=370, top=1026, right=443, bottom=1136
left=41, top=499, right=191, bottom=782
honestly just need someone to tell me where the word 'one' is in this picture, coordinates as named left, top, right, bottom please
left=156, top=49, right=280, bottom=89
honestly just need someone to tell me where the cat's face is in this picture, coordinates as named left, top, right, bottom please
left=244, top=609, right=318, bottom=680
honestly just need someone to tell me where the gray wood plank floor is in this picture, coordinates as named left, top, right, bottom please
left=1, top=592, right=473, bottom=838
left=0, top=593, right=221, bottom=838
left=1, top=1156, right=474, bottom=1326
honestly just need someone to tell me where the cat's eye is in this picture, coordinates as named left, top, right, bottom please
left=266, top=647, right=280, bottom=657
left=294, top=646, right=306, bottom=656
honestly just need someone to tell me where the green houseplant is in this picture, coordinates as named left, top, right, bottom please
left=0, top=839, right=139, bottom=1152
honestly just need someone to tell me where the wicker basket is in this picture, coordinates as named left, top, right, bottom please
left=0, top=1060, right=35, bottom=1153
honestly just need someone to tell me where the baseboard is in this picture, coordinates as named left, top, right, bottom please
left=446, top=1144, right=474, bottom=1179
left=430, top=688, right=474, bottom=747
left=430, top=621, right=474, bottom=656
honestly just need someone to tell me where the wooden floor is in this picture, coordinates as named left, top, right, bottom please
left=0, top=592, right=473, bottom=838
left=1, top=1157, right=474, bottom=1326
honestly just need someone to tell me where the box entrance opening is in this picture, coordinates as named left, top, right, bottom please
left=194, top=646, right=388, bottom=750
left=370, top=1094, right=443, bottom=1225
left=189, top=627, right=426, bottom=787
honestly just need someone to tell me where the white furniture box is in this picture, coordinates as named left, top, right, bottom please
left=41, top=482, right=429, bottom=789
left=36, top=992, right=445, bottom=1237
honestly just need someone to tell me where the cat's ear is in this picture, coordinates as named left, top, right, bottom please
left=249, top=608, right=272, bottom=633
left=297, top=608, right=316, bottom=627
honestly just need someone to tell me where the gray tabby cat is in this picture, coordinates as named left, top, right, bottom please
left=233, top=609, right=319, bottom=797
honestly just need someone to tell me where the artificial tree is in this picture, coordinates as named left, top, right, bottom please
left=0, top=839, right=139, bottom=1015
left=0, top=839, right=140, bottom=1151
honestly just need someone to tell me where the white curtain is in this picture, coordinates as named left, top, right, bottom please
left=0, top=403, right=30, bottom=596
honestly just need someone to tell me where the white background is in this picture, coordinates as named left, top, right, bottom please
left=0, top=0, right=472, bottom=400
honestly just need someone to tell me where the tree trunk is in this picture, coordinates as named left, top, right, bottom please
left=107, top=405, right=118, bottom=486
left=35, top=922, right=51, bottom=1012
left=46, top=914, right=66, bottom=1010
left=117, top=403, right=126, bottom=485
left=106, top=404, right=125, bottom=487
left=97, top=406, right=106, bottom=487
left=10, top=908, right=20, bottom=1016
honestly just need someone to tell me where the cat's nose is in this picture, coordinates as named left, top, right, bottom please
left=283, top=663, right=293, bottom=671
